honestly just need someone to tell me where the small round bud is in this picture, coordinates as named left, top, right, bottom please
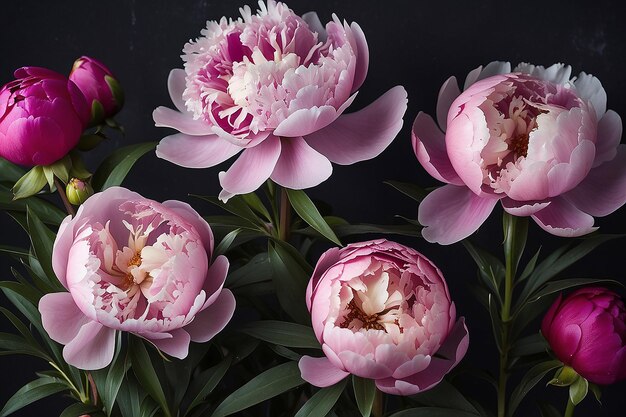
left=66, top=178, right=94, bottom=205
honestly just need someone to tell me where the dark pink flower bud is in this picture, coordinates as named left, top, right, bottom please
left=542, top=287, right=626, bottom=385
left=0, top=67, right=89, bottom=167
left=69, top=56, right=124, bottom=124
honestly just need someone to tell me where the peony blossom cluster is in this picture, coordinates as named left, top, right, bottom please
left=299, top=240, right=468, bottom=395
left=39, top=187, right=235, bottom=370
left=413, top=62, right=626, bottom=244
left=154, top=0, right=407, bottom=200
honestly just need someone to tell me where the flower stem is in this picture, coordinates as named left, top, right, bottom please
left=497, top=212, right=524, bottom=417
left=372, top=388, right=384, bottom=417
left=278, top=186, right=291, bottom=241
left=54, top=177, right=75, bottom=217
left=564, top=397, right=576, bottom=417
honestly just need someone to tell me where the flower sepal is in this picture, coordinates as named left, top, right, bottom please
left=547, top=365, right=602, bottom=406
left=12, top=156, right=72, bottom=200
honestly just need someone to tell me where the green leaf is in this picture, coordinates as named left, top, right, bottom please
left=294, top=379, right=347, bottom=417
left=0, top=158, right=25, bottom=183
left=528, top=278, right=622, bottom=303
left=384, top=180, right=428, bottom=202
left=411, top=379, right=479, bottom=414
left=101, top=333, right=128, bottom=416
left=548, top=366, right=579, bottom=387
left=49, top=155, right=72, bottom=184
left=589, top=383, right=602, bottom=404
left=0, top=332, right=48, bottom=359
left=227, top=253, right=271, bottom=289
left=569, top=376, right=588, bottom=405
left=59, top=403, right=101, bottom=417
left=0, top=184, right=66, bottom=225
left=211, top=361, right=304, bottom=417
left=116, top=375, right=145, bottom=417
left=27, top=207, right=63, bottom=290
left=537, top=402, right=561, bottom=417
left=518, top=248, right=541, bottom=283
left=185, top=356, right=232, bottom=415
left=353, top=376, right=376, bottom=417
left=503, top=213, right=528, bottom=278
left=285, top=189, right=341, bottom=246
left=92, top=142, right=156, bottom=191
left=507, top=360, right=562, bottom=417
left=240, top=321, right=320, bottom=349
left=0, top=245, right=29, bottom=260
left=129, top=337, right=171, bottom=417
left=389, top=408, right=480, bottom=417
left=0, top=307, right=41, bottom=348
left=11, top=166, right=47, bottom=200
left=0, top=378, right=68, bottom=416
left=194, top=195, right=267, bottom=230
left=463, top=241, right=504, bottom=304
left=334, top=223, right=421, bottom=238
left=268, top=242, right=310, bottom=324
left=241, top=192, right=272, bottom=222
left=509, top=333, right=549, bottom=358
left=214, top=228, right=242, bottom=258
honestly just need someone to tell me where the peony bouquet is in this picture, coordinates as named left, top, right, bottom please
left=1, top=1, right=625, bottom=417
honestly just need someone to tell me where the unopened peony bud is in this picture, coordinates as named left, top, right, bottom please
left=70, top=56, right=123, bottom=125
left=65, top=178, right=94, bottom=205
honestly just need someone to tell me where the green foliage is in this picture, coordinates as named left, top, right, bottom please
left=353, top=376, right=376, bottom=417
left=294, top=379, right=347, bottom=417
left=92, top=142, right=156, bottom=191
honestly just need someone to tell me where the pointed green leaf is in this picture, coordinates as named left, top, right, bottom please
left=193, top=195, right=267, bottom=230
left=129, top=337, right=171, bottom=417
left=12, top=166, right=47, bottom=200
left=0, top=158, right=25, bottom=183
left=268, top=242, right=310, bottom=324
left=0, top=184, right=66, bottom=225
left=27, top=207, right=62, bottom=289
left=389, top=408, right=480, bottom=417
left=507, top=360, right=562, bottom=417
left=92, top=142, right=156, bottom=191
left=384, top=180, right=428, bottom=202
left=241, top=192, right=272, bottom=222
left=285, top=189, right=341, bottom=246
left=353, top=376, right=376, bottom=417
left=528, top=278, right=622, bottom=303
left=240, top=321, right=320, bottom=349
left=211, top=361, right=304, bottom=417
left=294, top=379, right=347, bottom=417
left=0, top=378, right=68, bottom=417
left=185, top=356, right=232, bottom=415
left=214, top=228, right=242, bottom=258
left=59, top=403, right=101, bottom=417
left=411, top=379, right=479, bottom=414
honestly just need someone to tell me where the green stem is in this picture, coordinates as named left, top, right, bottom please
left=564, top=397, right=576, bottom=417
left=54, top=177, right=75, bottom=217
left=278, top=186, right=291, bottom=241
left=498, top=212, right=521, bottom=417
left=372, top=388, right=384, bottom=417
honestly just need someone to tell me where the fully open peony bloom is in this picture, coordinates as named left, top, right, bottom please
left=542, top=287, right=626, bottom=385
left=0, top=67, right=89, bottom=167
left=154, top=0, right=407, bottom=200
left=299, top=240, right=468, bottom=395
left=39, top=187, right=235, bottom=370
left=413, top=62, right=626, bottom=244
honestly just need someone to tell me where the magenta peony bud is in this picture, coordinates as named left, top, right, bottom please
left=542, top=287, right=626, bottom=385
left=0, top=67, right=90, bottom=167
left=69, top=56, right=124, bottom=124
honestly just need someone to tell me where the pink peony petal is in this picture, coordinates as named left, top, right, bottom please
left=167, top=69, right=188, bottom=113
left=349, top=22, right=369, bottom=93
left=153, top=106, right=214, bottom=136
left=531, top=197, right=597, bottom=237
left=305, top=86, right=407, bottom=165
left=301, top=12, right=326, bottom=40
left=514, top=63, right=572, bottom=86
left=273, top=105, right=342, bottom=138
left=51, top=215, right=74, bottom=289
left=475, top=61, right=511, bottom=83
left=185, top=289, right=236, bottom=343
left=299, top=356, right=350, bottom=387
left=156, top=133, right=241, bottom=169
left=593, top=110, right=622, bottom=167
left=148, top=328, right=191, bottom=359
left=338, top=350, right=391, bottom=379
left=412, top=112, right=463, bottom=185
left=63, top=321, right=116, bottom=370
left=162, top=200, right=215, bottom=254
left=270, top=137, right=332, bottom=189
left=218, top=137, right=281, bottom=197
left=202, top=255, right=230, bottom=308
left=501, top=198, right=551, bottom=216
left=418, top=185, right=499, bottom=245
left=39, top=292, right=91, bottom=344
left=463, top=65, right=483, bottom=90
left=564, top=146, right=626, bottom=217
left=436, top=77, right=461, bottom=132
left=574, top=72, right=607, bottom=120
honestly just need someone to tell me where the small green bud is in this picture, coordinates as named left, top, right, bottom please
left=66, top=178, right=94, bottom=205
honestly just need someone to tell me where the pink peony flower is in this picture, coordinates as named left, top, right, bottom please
left=69, top=56, right=124, bottom=123
left=542, top=287, right=626, bottom=385
left=38, top=187, right=235, bottom=370
left=299, top=239, right=468, bottom=395
left=413, top=62, right=626, bottom=244
left=154, top=0, right=407, bottom=200
left=0, top=67, right=89, bottom=167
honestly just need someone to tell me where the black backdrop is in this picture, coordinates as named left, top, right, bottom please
left=1, top=0, right=626, bottom=416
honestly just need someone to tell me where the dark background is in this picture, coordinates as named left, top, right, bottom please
left=1, top=0, right=626, bottom=415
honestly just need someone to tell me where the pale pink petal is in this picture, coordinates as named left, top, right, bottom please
left=445, top=113, right=486, bottom=194
left=156, top=133, right=241, bottom=169
left=392, top=354, right=432, bottom=380
left=338, top=350, right=391, bottom=379
left=531, top=197, right=598, bottom=237
left=51, top=215, right=73, bottom=289
left=305, top=86, right=407, bottom=165
left=514, top=63, right=572, bottom=85
left=463, top=65, right=483, bottom=90
left=270, top=137, right=332, bottom=189
left=63, top=321, right=116, bottom=370
left=299, top=356, right=349, bottom=387
left=302, top=12, right=326, bottom=40
left=594, top=110, right=622, bottom=167
left=218, top=137, right=281, bottom=196
left=475, top=61, right=511, bottom=82
left=202, top=255, right=230, bottom=308
left=153, top=107, right=214, bottom=136
left=412, top=112, right=463, bottom=186
left=436, top=77, right=461, bottom=132
left=546, top=140, right=596, bottom=197
left=39, top=292, right=91, bottom=344
left=185, top=289, right=236, bottom=343
left=167, top=69, right=187, bottom=113
left=418, top=185, right=499, bottom=245
left=147, top=329, right=191, bottom=359
left=574, top=72, right=607, bottom=120
left=501, top=198, right=551, bottom=216
left=565, top=146, right=626, bottom=217
left=162, top=200, right=215, bottom=253
left=349, top=22, right=368, bottom=93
